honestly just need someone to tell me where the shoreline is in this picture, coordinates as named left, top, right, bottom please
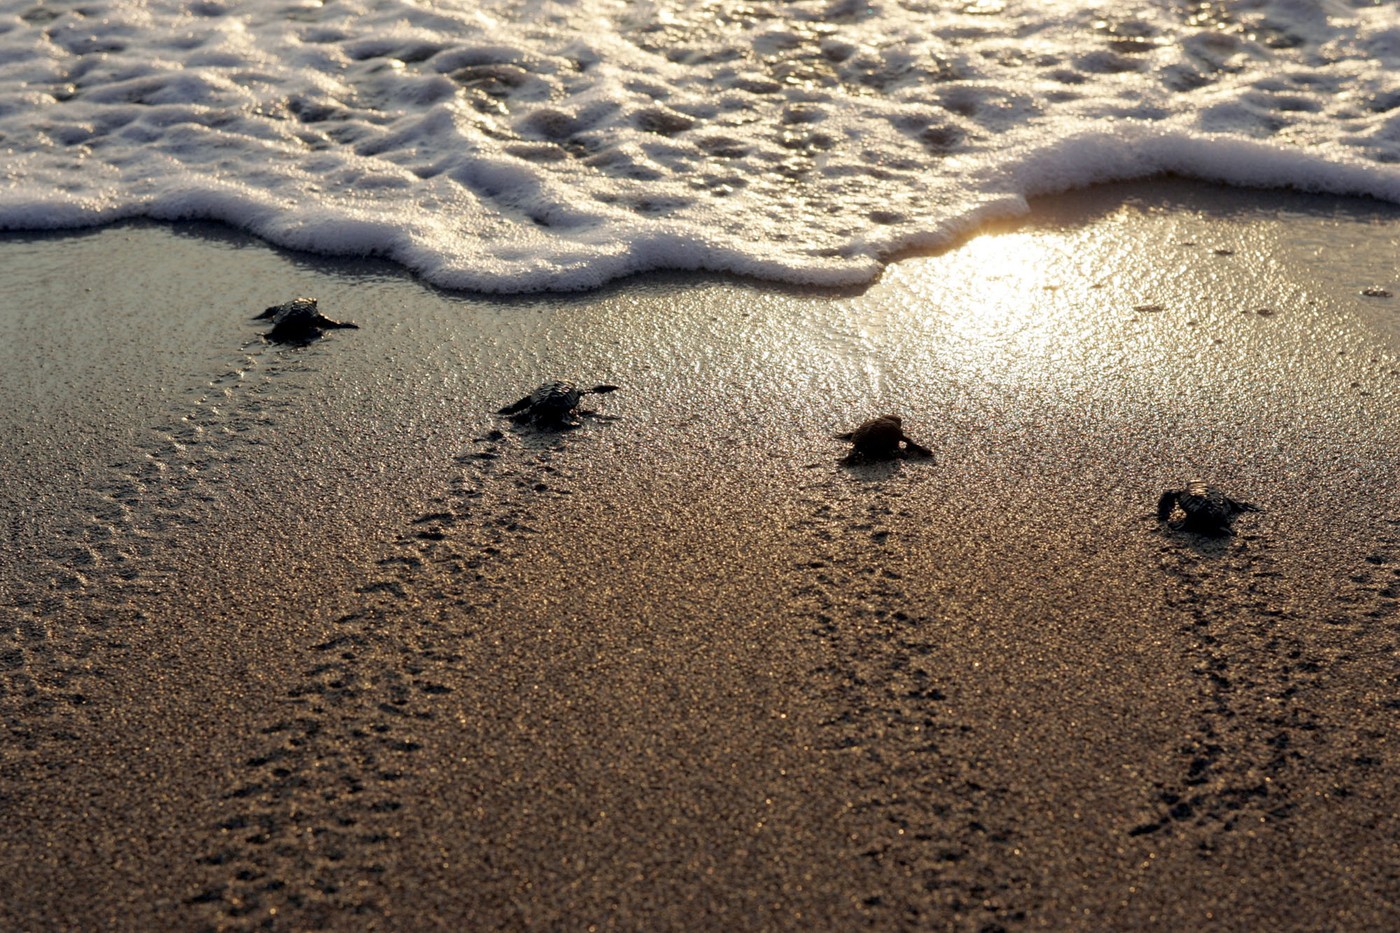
left=2, top=178, right=1398, bottom=930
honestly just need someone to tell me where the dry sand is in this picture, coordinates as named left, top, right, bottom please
left=2, top=179, right=1398, bottom=931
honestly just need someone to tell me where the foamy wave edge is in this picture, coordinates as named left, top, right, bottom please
left=4, top=129, right=1398, bottom=295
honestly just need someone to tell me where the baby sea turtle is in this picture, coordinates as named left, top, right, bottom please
left=255, top=297, right=359, bottom=344
left=498, top=381, right=620, bottom=429
left=836, top=414, right=933, bottom=463
left=1156, top=480, right=1260, bottom=536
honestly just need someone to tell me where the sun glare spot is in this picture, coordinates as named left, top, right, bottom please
left=873, top=226, right=1126, bottom=393
left=929, top=231, right=1070, bottom=345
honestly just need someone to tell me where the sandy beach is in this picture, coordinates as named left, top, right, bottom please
left=2, top=179, right=1398, bottom=930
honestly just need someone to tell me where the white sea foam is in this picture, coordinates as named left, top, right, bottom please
left=1, top=0, right=1397, bottom=292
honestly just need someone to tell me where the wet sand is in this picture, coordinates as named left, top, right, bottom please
left=2, top=179, right=1398, bottom=931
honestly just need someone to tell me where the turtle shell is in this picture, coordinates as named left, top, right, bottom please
left=848, top=415, right=906, bottom=457
left=256, top=297, right=358, bottom=343
left=1177, top=482, right=1240, bottom=524
left=1158, top=479, right=1259, bottom=534
left=526, top=381, right=586, bottom=414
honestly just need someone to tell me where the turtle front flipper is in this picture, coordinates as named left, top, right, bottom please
left=1156, top=490, right=1180, bottom=522
left=1226, top=497, right=1262, bottom=514
left=589, top=384, right=620, bottom=395
left=498, top=397, right=533, bottom=416
left=317, top=318, right=360, bottom=330
left=900, top=437, right=934, bottom=458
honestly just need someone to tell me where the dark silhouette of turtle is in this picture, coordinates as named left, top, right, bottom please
left=836, top=414, right=933, bottom=463
left=255, top=297, right=358, bottom=344
left=498, top=381, right=619, bottom=429
left=1156, top=480, right=1260, bottom=536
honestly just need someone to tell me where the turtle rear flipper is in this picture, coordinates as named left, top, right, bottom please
left=1155, top=490, right=1179, bottom=522
left=834, top=431, right=855, bottom=441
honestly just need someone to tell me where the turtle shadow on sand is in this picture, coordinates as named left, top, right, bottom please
left=1152, top=518, right=1241, bottom=559
left=836, top=457, right=912, bottom=484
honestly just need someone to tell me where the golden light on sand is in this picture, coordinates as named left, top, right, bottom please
left=892, top=228, right=1094, bottom=385
left=938, top=230, right=1069, bottom=333
left=873, top=218, right=1168, bottom=407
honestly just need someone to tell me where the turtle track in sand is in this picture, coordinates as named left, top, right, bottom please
left=1129, top=514, right=1400, bottom=873
left=185, top=429, right=581, bottom=929
left=0, top=337, right=314, bottom=789
left=785, top=463, right=1033, bottom=931
left=1129, top=527, right=1322, bottom=843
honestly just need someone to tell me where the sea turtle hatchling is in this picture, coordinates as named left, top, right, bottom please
left=836, top=414, right=933, bottom=462
left=1156, top=479, right=1260, bottom=536
left=498, top=381, right=620, bottom=429
left=255, top=297, right=359, bottom=344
